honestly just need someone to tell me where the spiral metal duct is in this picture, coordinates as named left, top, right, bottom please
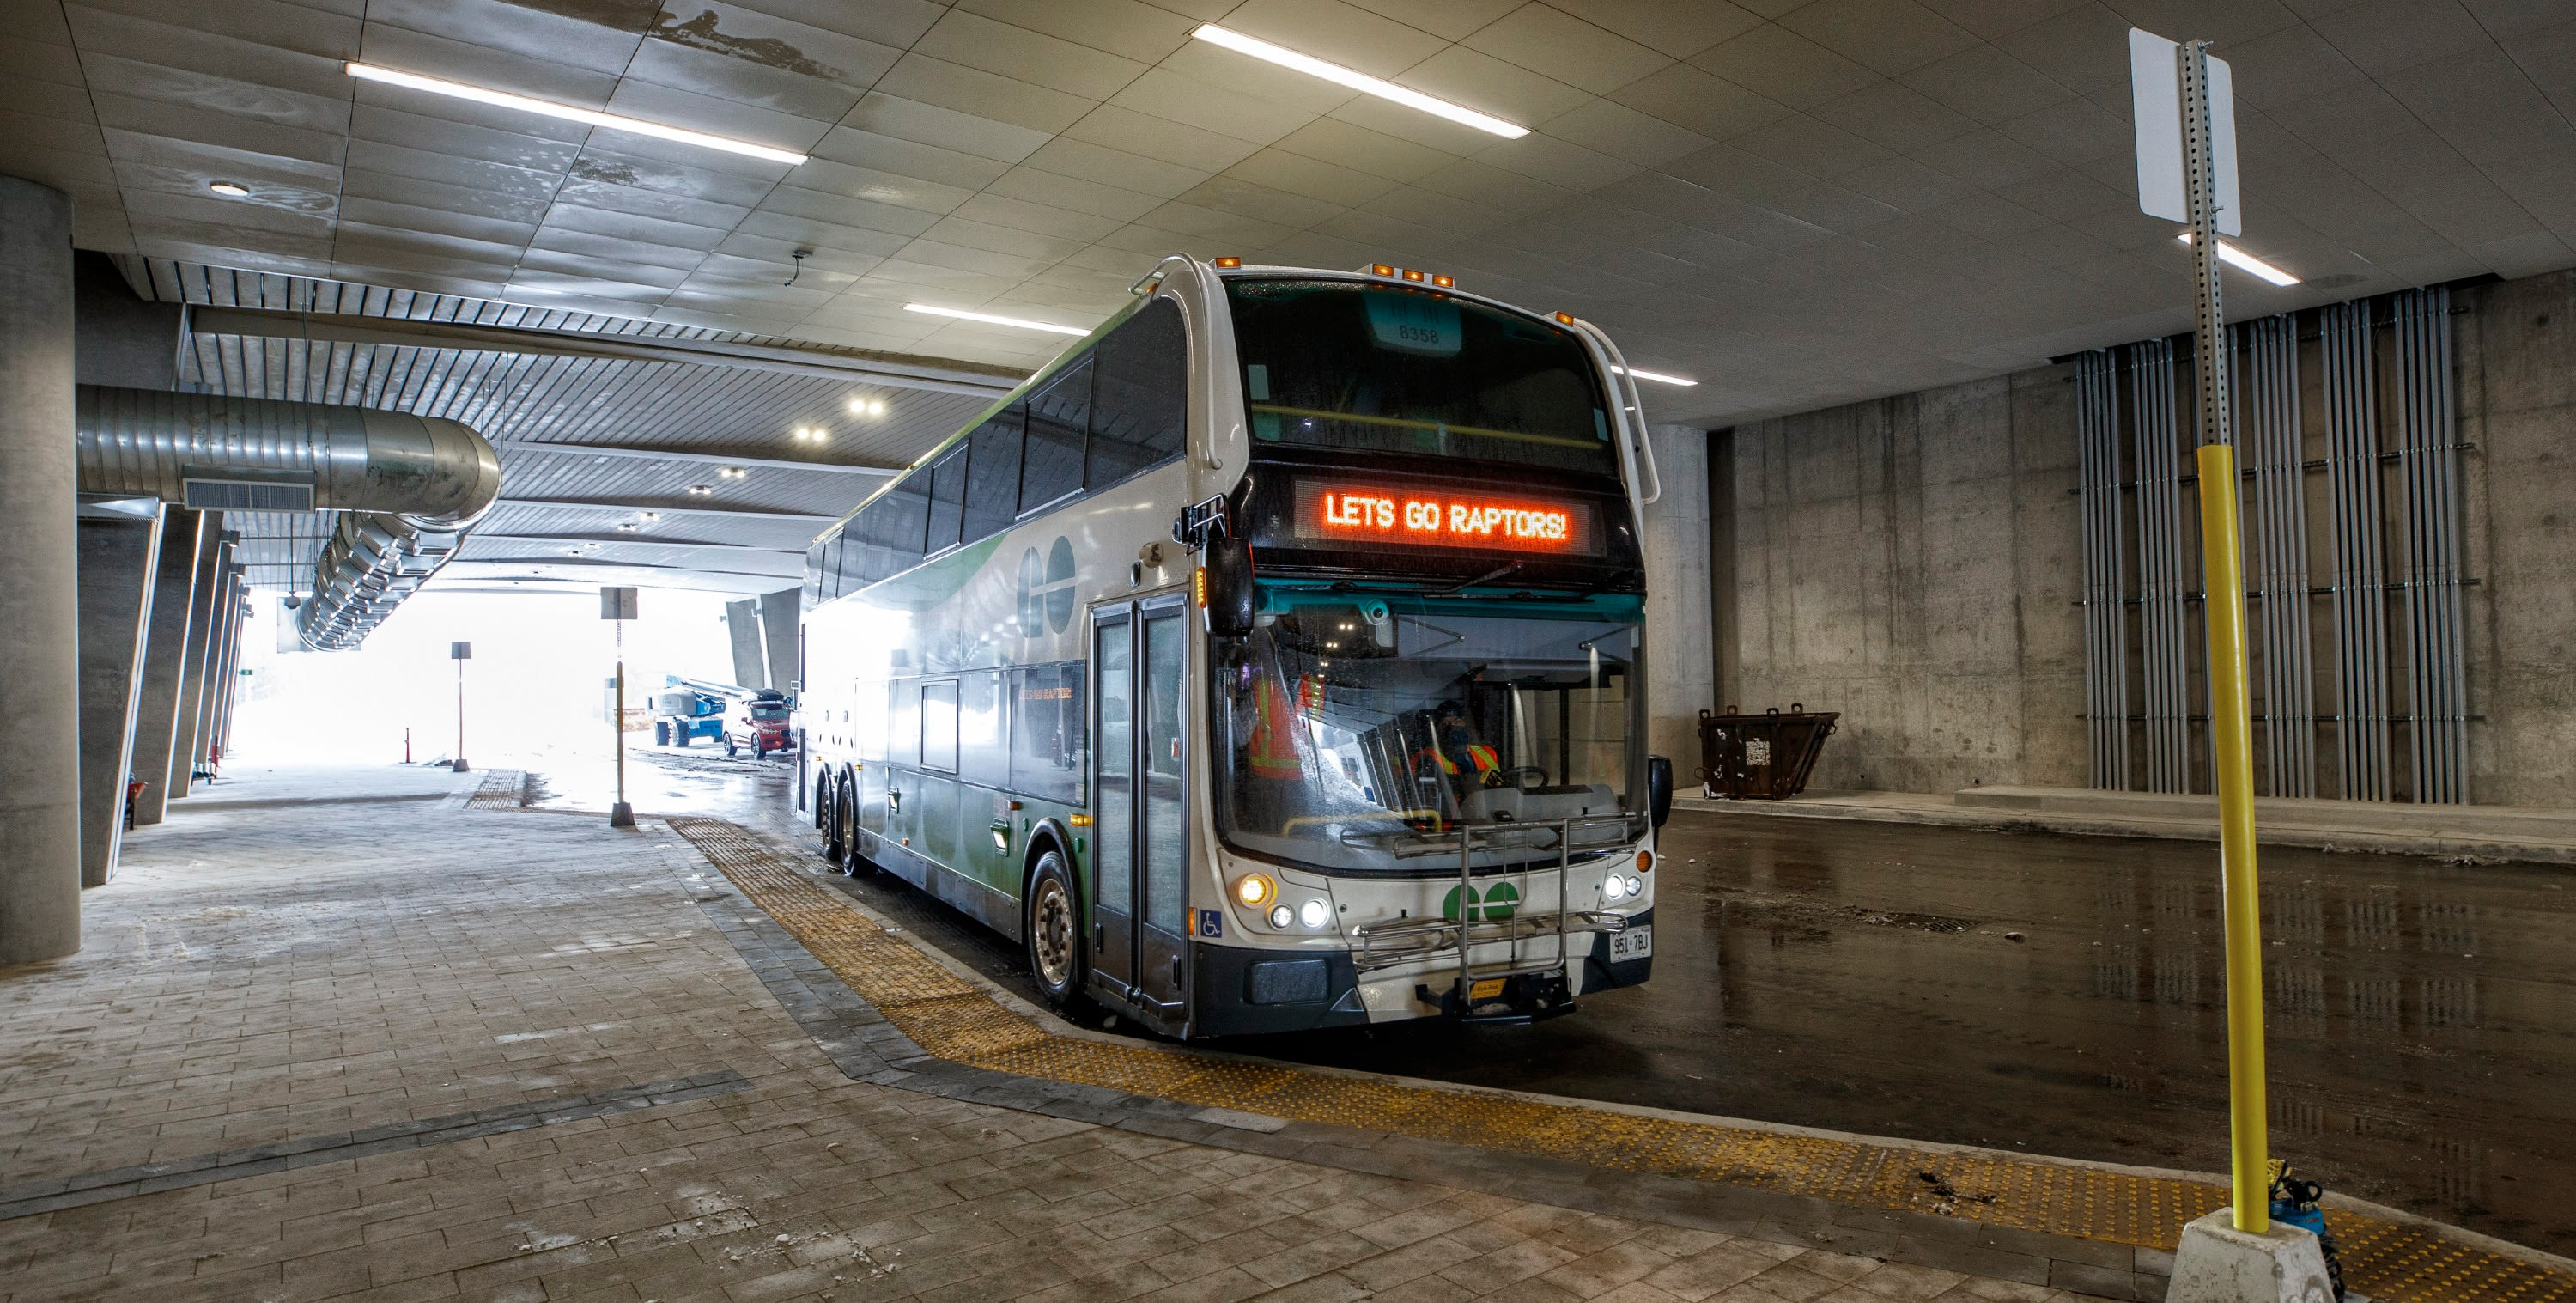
left=73, top=386, right=501, bottom=650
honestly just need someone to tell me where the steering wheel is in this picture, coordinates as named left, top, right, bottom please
left=1486, top=765, right=1548, bottom=789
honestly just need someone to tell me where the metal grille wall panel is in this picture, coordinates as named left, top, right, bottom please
left=2322, top=301, right=2393, bottom=801
left=2242, top=315, right=2315, bottom=796
left=2075, top=350, right=2129, bottom=790
left=2129, top=339, right=2192, bottom=795
left=2393, top=289, right=2469, bottom=803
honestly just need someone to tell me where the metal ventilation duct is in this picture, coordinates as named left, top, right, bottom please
left=73, top=386, right=501, bottom=650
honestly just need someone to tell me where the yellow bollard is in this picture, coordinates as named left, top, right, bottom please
left=2196, top=441, right=2269, bottom=1233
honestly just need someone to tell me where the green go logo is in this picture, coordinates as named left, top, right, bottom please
left=1441, top=881, right=1519, bottom=922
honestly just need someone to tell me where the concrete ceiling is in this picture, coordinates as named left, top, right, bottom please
left=14, top=0, right=2576, bottom=588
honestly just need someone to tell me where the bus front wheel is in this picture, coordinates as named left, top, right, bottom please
left=1025, top=851, right=1087, bottom=1014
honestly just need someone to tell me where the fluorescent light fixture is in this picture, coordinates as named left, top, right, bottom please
left=1613, top=365, right=1697, bottom=387
left=904, top=303, right=1091, bottom=337
left=343, top=62, right=808, bottom=166
left=1189, top=24, right=1528, bottom=139
left=208, top=180, right=250, bottom=198
left=2176, top=232, right=2300, bottom=286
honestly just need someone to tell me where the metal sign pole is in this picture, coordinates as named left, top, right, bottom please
left=602, top=587, right=637, bottom=829
left=449, top=641, right=471, bottom=774
left=2179, top=37, right=2269, bottom=1234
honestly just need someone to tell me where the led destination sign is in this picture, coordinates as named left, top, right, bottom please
left=1291, top=479, right=1597, bottom=555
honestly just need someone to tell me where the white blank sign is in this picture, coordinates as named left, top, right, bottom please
left=2131, top=27, right=2240, bottom=237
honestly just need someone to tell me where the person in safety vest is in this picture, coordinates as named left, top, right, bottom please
left=1417, top=701, right=1502, bottom=801
left=1238, top=667, right=1306, bottom=831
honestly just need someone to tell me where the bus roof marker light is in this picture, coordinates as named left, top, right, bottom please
left=343, top=62, right=808, bottom=165
left=1371, top=264, right=1394, bottom=277
left=1213, top=256, right=1242, bottom=269
left=2175, top=231, right=2300, bottom=286
left=1188, top=25, right=1528, bottom=139
left=1401, top=268, right=1424, bottom=283
left=903, top=302, right=1091, bottom=336
left=1431, top=274, right=1454, bottom=289
left=1613, top=365, right=1698, bottom=387
left=1554, top=312, right=1575, bottom=325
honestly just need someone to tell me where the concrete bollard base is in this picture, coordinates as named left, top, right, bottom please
left=2165, top=1209, right=2335, bottom=1303
left=609, top=801, right=635, bottom=829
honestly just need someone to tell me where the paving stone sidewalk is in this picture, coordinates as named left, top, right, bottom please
left=0, top=795, right=2091, bottom=1303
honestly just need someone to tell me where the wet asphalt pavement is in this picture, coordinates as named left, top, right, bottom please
left=564, top=750, right=2576, bottom=1257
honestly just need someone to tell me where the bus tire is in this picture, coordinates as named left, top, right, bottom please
left=835, top=775, right=869, bottom=877
left=1024, top=849, right=1087, bottom=1014
left=818, top=779, right=843, bottom=862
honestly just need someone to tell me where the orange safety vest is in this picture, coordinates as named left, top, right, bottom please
left=1248, top=674, right=1302, bottom=779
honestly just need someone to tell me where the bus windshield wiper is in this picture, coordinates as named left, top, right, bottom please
left=1441, top=560, right=1522, bottom=594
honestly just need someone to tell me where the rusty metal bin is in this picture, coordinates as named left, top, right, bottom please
left=1697, top=705, right=1838, bottom=800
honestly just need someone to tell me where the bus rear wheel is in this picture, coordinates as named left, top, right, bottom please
left=835, top=778, right=868, bottom=877
left=1025, top=851, right=1086, bottom=1014
left=818, top=779, right=843, bottom=862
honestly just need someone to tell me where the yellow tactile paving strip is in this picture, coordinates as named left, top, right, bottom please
left=659, top=816, right=2573, bottom=1303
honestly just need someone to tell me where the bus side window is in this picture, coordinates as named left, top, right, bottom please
left=834, top=530, right=864, bottom=596
left=1022, top=356, right=1091, bottom=514
left=927, top=447, right=966, bottom=554
left=875, top=473, right=930, bottom=576
left=1010, top=661, right=1084, bottom=805
left=1088, top=298, right=1187, bottom=491
left=886, top=680, right=920, bottom=769
left=920, top=680, right=959, bottom=773
left=958, top=671, right=1005, bottom=781
left=963, top=404, right=1025, bottom=543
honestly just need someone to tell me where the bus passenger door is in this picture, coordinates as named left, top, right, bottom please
left=1134, top=604, right=1190, bottom=1011
left=1089, top=598, right=1191, bottom=1014
left=1091, top=612, right=1134, bottom=996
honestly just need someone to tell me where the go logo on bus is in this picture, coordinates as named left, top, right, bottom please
left=1018, top=537, right=1077, bottom=638
left=1442, top=881, right=1519, bottom=922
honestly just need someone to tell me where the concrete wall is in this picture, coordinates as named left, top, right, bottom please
left=1720, top=369, right=2087, bottom=795
left=1702, top=268, right=2576, bottom=806
left=1641, top=424, right=1715, bottom=768
left=2459, top=271, right=2576, bottom=807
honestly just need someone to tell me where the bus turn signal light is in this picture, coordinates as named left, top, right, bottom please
left=1233, top=873, right=1276, bottom=908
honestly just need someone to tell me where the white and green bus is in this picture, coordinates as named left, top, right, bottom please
left=799, top=255, right=1673, bottom=1039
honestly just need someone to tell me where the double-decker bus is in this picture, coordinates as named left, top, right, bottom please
left=799, top=255, right=1674, bottom=1039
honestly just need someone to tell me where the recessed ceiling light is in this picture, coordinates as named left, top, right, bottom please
left=904, top=303, right=1091, bottom=337
left=208, top=180, right=250, bottom=198
left=1613, top=365, right=1697, bottom=387
left=846, top=396, right=888, bottom=416
left=2176, top=232, right=2300, bottom=286
left=343, top=62, right=809, bottom=166
left=617, top=522, right=638, bottom=532
left=639, top=512, right=659, bottom=521
left=688, top=484, right=714, bottom=495
left=1189, top=24, right=1528, bottom=139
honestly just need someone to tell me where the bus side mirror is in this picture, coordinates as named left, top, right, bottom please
left=1202, top=538, right=1255, bottom=638
left=1647, top=754, right=1673, bottom=829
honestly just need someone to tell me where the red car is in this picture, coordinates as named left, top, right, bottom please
left=725, top=691, right=796, bottom=758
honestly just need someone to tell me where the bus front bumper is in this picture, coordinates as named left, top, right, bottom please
left=1188, top=908, right=1654, bottom=1038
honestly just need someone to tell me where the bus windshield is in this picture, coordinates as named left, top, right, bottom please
left=1226, top=277, right=1619, bottom=479
left=1213, top=595, right=1641, bottom=875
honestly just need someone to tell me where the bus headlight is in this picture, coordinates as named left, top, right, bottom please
left=1234, top=873, right=1276, bottom=908
left=1267, top=904, right=1294, bottom=929
left=1603, top=876, right=1628, bottom=901
left=1624, top=875, right=1643, bottom=899
left=1298, top=899, right=1329, bottom=929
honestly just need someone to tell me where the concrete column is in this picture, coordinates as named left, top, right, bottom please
left=76, top=508, right=164, bottom=886
left=1641, top=425, right=1716, bottom=766
left=211, top=588, right=247, bottom=758
left=726, top=598, right=766, bottom=690
left=168, top=527, right=228, bottom=799
left=758, top=588, right=799, bottom=692
left=197, top=566, right=242, bottom=779
left=128, top=508, right=204, bottom=825
left=0, top=175, right=82, bottom=965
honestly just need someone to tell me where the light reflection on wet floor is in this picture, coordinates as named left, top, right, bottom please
left=538, top=755, right=2576, bottom=1257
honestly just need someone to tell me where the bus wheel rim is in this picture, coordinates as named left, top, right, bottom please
left=1032, top=876, right=1073, bottom=988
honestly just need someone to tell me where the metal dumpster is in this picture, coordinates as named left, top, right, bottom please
left=1697, top=705, right=1838, bottom=800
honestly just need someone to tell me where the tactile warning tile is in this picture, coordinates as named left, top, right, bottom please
left=659, top=816, right=2573, bottom=1303
left=465, top=770, right=524, bottom=808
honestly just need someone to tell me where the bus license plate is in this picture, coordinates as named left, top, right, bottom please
left=1469, top=978, right=1505, bottom=1001
left=1610, top=926, right=1652, bottom=961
